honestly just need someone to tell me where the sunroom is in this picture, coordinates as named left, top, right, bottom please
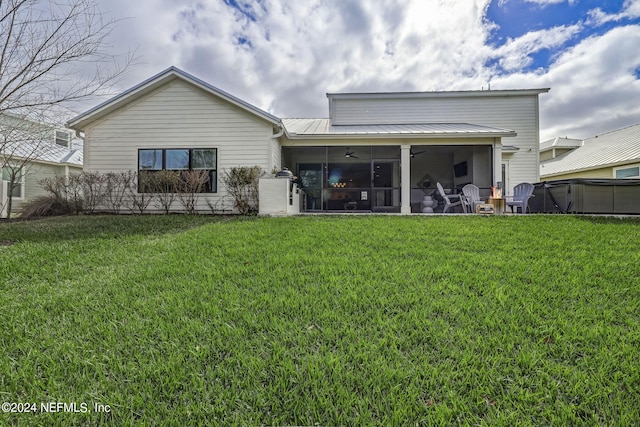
left=280, top=120, right=516, bottom=213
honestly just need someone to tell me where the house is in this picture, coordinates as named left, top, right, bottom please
left=1, top=114, right=83, bottom=217
left=67, top=67, right=548, bottom=214
left=540, top=123, right=640, bottom=180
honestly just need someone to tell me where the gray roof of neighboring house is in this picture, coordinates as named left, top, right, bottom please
left=3, top=140, right=83, bottom=166
left=539, top=136, right=583, bottom=151
left=282, top=118, right=516, bottom=139
left=540, top=122, right=640, bottom=177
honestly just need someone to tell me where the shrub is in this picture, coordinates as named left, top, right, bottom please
left=103, top=171, right=135, bottom=214
left=150, top=170, right=181, bottom=214
left=37, top=175, right=83, bottom=215
left=19, top=195, right=75, bottom=218
left=130, top=171, right=155, bottom=214
left=176, top=170, right=209, bottom=214
left=221, top=166, right=264, bottom=215
left=80, top=171, right=106, bottom=213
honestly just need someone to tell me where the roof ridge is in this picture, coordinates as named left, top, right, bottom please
left=587, top=122, right=640, bottom=140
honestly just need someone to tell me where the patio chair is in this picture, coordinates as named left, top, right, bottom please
left=461, top=184, right=483, bottom=213
left=506, top=182, right=535, bottom=213
left=436, top=182, right=462, bottom=213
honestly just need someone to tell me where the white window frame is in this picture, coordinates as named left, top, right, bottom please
left=613, top=164, right=640, bottom=179
left=54, top=129, right=71, bottom=147
left=1, top=164, right=25, bottom=200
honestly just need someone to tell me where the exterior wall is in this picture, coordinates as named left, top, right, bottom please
left=540, top=150, right=554, bottom=162
left=4, top=162, right=81, bottom=213
left=541, top=162, right=640, bottom=180
left=83, top=79, right=276, bottom=212
left=540, top=147, right=576, bottom=162
left=329, top=93, right=542, bottom=193
left=541, top=166, right=615, bottom=180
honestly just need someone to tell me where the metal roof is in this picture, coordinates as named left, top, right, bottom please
left=539, top=136, right=583, bottom=151
left=327, top=88, right=550, bottom=99
left=540, top=122, right=640, bottom=177
left=2, top=140, right=83, bottom=166
left=282, top=118, right=516, bottom=139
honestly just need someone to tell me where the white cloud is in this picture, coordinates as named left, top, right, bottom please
left=491, top=25, right=640, bottom=140
left=490, top=24, right=582, bottom=72
left=587, top=0, right=640, bottom=26
left=85, top=0, right=640, bottom=142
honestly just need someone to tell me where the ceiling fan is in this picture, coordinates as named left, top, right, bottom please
left=410, top=149, right=426, bottom=158
left=344, top=148, right=358, bottom=158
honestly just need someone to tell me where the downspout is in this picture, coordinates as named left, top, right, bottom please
left=73, top=129, right=85, bottom=171
left=269, top=123, right=285, bottom=172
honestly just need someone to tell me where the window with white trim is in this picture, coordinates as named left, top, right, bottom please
left=2, top=166, right=24, bottom=198
left=614, top=164, right=640, bottom=179
left=55, top=130, right=71, bottom=147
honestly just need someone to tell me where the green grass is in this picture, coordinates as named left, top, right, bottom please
left=0, top=214, right=639, bottom=426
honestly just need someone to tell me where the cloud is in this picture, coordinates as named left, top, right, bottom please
left=587, top=0, right=640, bottom=26
left=490, top=24, right=582, bottom=72
left=85, top=0, right=640, bottom=142
left=492, top=25, right=640, bottom=140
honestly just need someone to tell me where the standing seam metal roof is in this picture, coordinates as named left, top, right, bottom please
left=282, top=118, right=516, bottom=137
left=540, top=123, right=640, bottom=177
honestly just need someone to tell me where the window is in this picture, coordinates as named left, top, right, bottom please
left=614, top=165, right=640, bottom=179
left=138, top=148, right=217, bottom=193
left=55, top=130, right=70, bottom=147
left=2, top=166, right=24, bottom=198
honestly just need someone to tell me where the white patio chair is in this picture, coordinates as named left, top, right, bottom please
left=506, top=182, right=535, bottom=213
left=436, top=182, right=462, bottom=213
left=462, top=184, right=483, bottom=213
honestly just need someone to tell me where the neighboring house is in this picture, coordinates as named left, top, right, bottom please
left=1, top=114, right=83, bottom=217
left=67, top=67, right=548, bottom=214
left=540, top=122, right=640, bottom=180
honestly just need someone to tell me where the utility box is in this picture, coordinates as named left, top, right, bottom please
left=258, top=178, right=303, bottom=216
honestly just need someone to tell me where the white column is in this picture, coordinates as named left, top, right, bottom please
left=493, top=138, right=502, bottom=188
left=400, top=144, right=411, bottom=214
left=1, top=180, right=8, bottom=219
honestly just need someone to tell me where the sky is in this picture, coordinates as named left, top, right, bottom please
left=89, top=0, right=640, bottom=141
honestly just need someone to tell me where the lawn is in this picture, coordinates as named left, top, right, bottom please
left=0, top=214, right=639, bottom=426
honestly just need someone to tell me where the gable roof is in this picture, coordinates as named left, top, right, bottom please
left=539, top=136, right=583, bottom=152
left=540, top=122, right=640, bottom=177
left=67, top=67, right=281, bottom=130
left=282, top=118, right=516, bottom=139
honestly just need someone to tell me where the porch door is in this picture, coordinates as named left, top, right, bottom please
left=372, top=160, right=401, bottom=212
left=325, top=146, right=372, bottom=211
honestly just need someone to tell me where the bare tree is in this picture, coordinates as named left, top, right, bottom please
left=0, top=0, right=133, bottom=217
left=0, top=0, right=133, bottom=117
